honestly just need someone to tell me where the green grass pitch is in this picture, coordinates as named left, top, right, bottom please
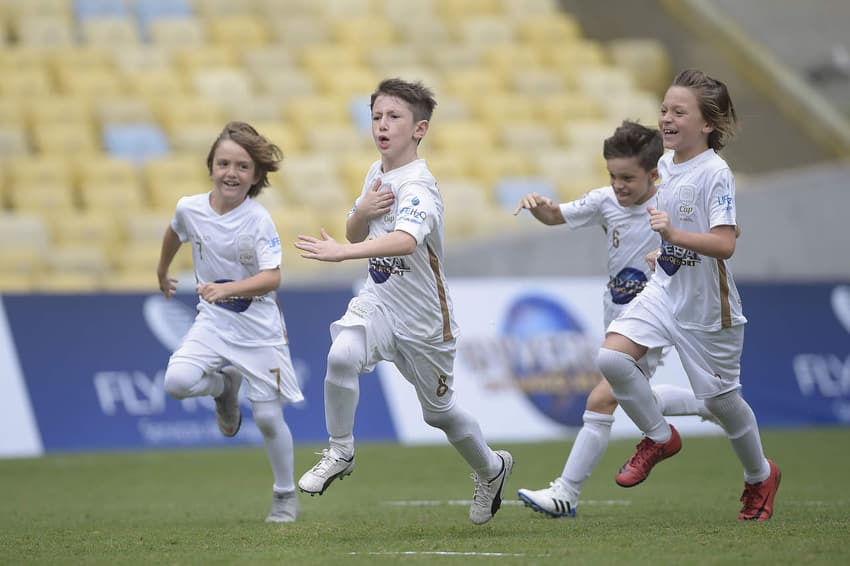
left=1, top=428, right=848, bottom=565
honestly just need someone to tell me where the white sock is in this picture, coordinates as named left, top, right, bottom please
left=424, top=405, right=502, bottom=478
left=324, top=328, right=366, bottom=458
left=704, top=391, right=770, bottom=483
left=560, top=410, right=615, bottom=496
left=653, top=383, right=711, bottom=419
left=597, top=348, right=670, bottom=442
left=252, top=400, right=296, bottom=492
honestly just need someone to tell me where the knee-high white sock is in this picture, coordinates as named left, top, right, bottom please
left=560, top=410, right=615, bottom=496
left=653, top=383, right=712, bottom=419
left=704, top=391, right=770, bottom=483
left=424, top=405, right=502, bottom=479
left=252, top=400, right=295, bottom=492
left=324, top=329, right=366, bottom=458
left=597, top=348, right=670, bottom=442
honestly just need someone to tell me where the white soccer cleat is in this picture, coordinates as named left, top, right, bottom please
left=265, top=490, right=299, bottom=523
left=214, top=367, right=242, bottom=437
left=469, top=450, right=513, bottom=525
left=298, top=449, right=355, bottom=495
left=517, top=477, right=578, bottom=518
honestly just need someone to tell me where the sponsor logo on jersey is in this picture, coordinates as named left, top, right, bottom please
left=608, top=267, right=648, bottom=304
left=368, top=257, right=411, bottom=284
left=657, top=241, right=700, bottom=276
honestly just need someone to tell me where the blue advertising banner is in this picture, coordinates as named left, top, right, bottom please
left=3, top=288, right=395, bottom=453
left=739, top=283, right=850, bottom=426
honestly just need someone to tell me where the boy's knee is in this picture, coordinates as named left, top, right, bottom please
left=596, top=348, right=637, bottom=385
left=163, top=363, right=199, bottom=399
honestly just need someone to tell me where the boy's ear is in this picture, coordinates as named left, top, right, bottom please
left=414, top=119, right=429, bottom=140
left=650, top=167, right=659, bottom=182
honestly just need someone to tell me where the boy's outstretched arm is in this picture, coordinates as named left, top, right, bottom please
left=296, top=229, right=416, bottom=262
left=513, top=192, right=565, bottom=226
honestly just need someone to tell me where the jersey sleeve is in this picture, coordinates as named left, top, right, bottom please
left=170, top=196, right=190, bottom=242
left=705, top=167, right=737, bottom=229
left=256, top=213, right=282, bottom=270
left=393, top=183, right=437, bottom=244
left=559, top=188, right=605, bottom=229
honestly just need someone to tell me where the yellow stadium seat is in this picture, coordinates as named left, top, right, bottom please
left=0, top=98, right=25, bottom=127
left=254, top=71, right=315, bottom=99
left=515, top=14, right=582, bottom=46
left=0, top=67, right=53, bottom=98
left=367, top=45, right=424, bottom=74
left=0, top=270, right=37, bottom=293
left=496, top=121, right=558, bottom=151
left=607, top=37, right=673, bottom=94
left=123, top=211, right=173, bottom=244
left=312, top=67, right=380, bottom=97
left=509, top=68, right=568, bottom=97
left=535, top=92, right=604, bottom=123
left=434, top=0, right=502, bottom=21
left=305, top=124, right=372, bottom=154
left=0, top=212, right=50, bottom=270
left=603, top=91, right=661, bottom=126
left=481, top=44, right=542, bottom=80
left=152, top=95, right=225, bottom=134
left=247, top=121, right=301, bottom=155
left=222, top=94, right=282, bottom=124
left=26, top=95, right=94, bottom=130
left=457, top=16, right=515, bottom=46
left=282, top=95, right=351, bottom=132
left=173, top=45, right=239, bottom=74
left=147, top=181, right=210, bottom=213
left=46, top=47, right=112, bottom=75
left=267, top=16, right=329, bottom=46
left=144, top=153, right=209, bottom=190
left=45, top=243, right=111, bottom=276
left=472, top=93, right=537, bottom=123
left=192, top=68, right=254, bottom=105
left=577, top=66, right=636, bottom=102
left=333, top=149, right=378, bottom=198
left=54, top=67, right=125, bottom=98
left=467, top=149, right=535, bottom=189
left=205, top=16, right=271, bottom=51
left=77, top=181, right=146, bottom=213
left=428, top=120, right=497, bottom=153
left=0, top=46, right=48, bottom=72
left=191, top=0, right=255, bottom=18
left=420, top=150, right=472, bottom=181
left=560, top=118, right=622, bottom=149
left=31, top=123, right=101, bottom=157
left=318, top=0, right=374, bottom=18
left=300, top=45, right=364, bottom=74
left=45, top=209, right=118, bottom=248
left=0, top=126, right=30, bottom=160
left=96, top=97, right=155, bottom=125
left=13, top=15, right=75, bottom=48
left=7, top=156, right=71, bottom=190
left=543, top=41, right=607, bottom=78
left=425, top=44, right=482, bottom=71
left=329, top=17, right=396, bottom=47
left=441, top=69, right=507, bottom=103
left=74, top=155, right=140, bottom=191
left=80, top=17, right=142, bottom=47
left=7, top=183, right=76, bottom=214
left=502, top=0, right=559, bottom=17
left=110, top=46, right=173, bottom=74
left=242, top=46, right=296, bottom=76
left=124, top=69, right=189, bottom=98
left=148, top=18, right=205, bottom=48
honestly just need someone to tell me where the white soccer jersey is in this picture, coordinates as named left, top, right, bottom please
left=560, top=186, right=661, bottom=326
left=351, top=159, right=459, bottom=343
left=651, top=149, right=747, bottom=331
left=171, top=193, right=288, bottom=346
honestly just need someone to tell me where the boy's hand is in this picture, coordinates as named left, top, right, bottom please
left=158, top=273, right=178, bottom=299
left=645, top=248, right=661, bottom=271
left=295, top=229, right=346, bottom=262
left=647, top=206, right=673, bottom=240
left=512, top=192, right=554, bottom=215
left=356, top=178, right=394, bottom=220
left=197, top=280, right=232, bottom=303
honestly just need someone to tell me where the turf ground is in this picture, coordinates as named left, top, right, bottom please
left=1, top=427, right=847, bottom=565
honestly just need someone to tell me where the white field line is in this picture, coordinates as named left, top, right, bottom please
left=349, top=551, right=549, bottom=558
left=382, top=499, right=631, bottom=507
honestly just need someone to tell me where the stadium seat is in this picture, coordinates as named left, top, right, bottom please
left=110, top=46, right=172, bottom=74
left=54, top=67, right=124, bottom=98
left=148, top=17, right=205, bottom=47
left=134, top=0, right=194, bottom=41
left=190, top=0, right=255, bottom=18
left=493, top=176, right=558, bottom=211
left=0, top=270, right=37, bottom=293
left=495, top=121, right=558, bottom=151
left=13, top=16, right=76, bottom=48
left=253, top=70, right=316, bottom=100
left=5, top=0, right=72, bottom=21
left=329, top=17, right=395, bottom=47
left=100, top=267, right=158, bottom=292
left=282, top=95, right=351, bottom=133
left=223, top=95, right=283, bottom=124
left=152, top=95, right=224, bottom=134
left=80, top=16, right=142, bottom=47
left=7, top=182, right=76, bottom=214
left=0, top=67, right=54, bottom=98
left=173, top=45, right=239, bottom=73
left=420, top=150, right=472, bottom=183
left=192, top=68, right=254, bottom=104
left=468, top=149, right=535, bottom=190
left=102, top=123, right=170, bottom=165
left=458, top=16, right=515, bottom=46
left=7, top=156, right=72, bottom=191
left=514, top=14, right=582, bottom=47
left=607, top=37, right=674, bottom=94
left=31, top=122, right=102, bottom=157
left=34, top=270, right=104, bottom=292
left=74, top=155, right=140, bottom=193
left=428, top=120, right=497, bottom=153
left=74, top=0, right=130, bottom=21
left=45, top=209, right=118, bottom=249
left=472, top=93, right=537, bottom=123
left=267, top=16, right=329, bottom=47
left=300, top=45, right=364, bottom=75
left=0, top=126, right=30, bottom=161
left=123, top=69, right=188, bottom=98
left=241, top=46, right=296, bottom=76
left=205, top=15, right=271, bottom=52
left=535, top=92, right=604, bottom=124
left=0, top=213, right=50, bottom=256
left=95, top=97, right=155, bottom=126
left=167, top=123, right=223, bottom=154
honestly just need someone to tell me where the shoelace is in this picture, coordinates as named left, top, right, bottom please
left=470, top=473, right=489, bottom=504
left=627, top=437, right=660, bottom=468
left=310, top=449, right=344, bottom=474
left=739, top=482, right=762, bottom=510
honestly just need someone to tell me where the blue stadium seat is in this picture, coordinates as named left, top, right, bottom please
left=102, top=123, right=169, bottom=165
left=134, top=0, right=194, bottom=41
left=74, top=0, right=130, bottom=22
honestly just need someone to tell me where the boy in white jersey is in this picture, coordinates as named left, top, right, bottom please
left=157, top=122, right=305, bottom=523
left=598, top=70, right=780, bottom=521
left=294, top=78, right=512, bottom=525
left=513, top=121, right=714, bottom=518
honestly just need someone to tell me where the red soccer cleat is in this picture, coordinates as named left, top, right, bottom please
left=738, top=459, right=781, bottom=521
left=615, top=425, right=682, bottom=487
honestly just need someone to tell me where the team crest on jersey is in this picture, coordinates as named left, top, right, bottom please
left=657, top=240, right=700, bottom=276
left=368, top=256, right=411, bottom=283
left=677, top=184, right=697, bottom=222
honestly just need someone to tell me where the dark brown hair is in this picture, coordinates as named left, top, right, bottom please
left=370, top=78, right=437, bottom=122
left=603, top=120, right=663, bottom=171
